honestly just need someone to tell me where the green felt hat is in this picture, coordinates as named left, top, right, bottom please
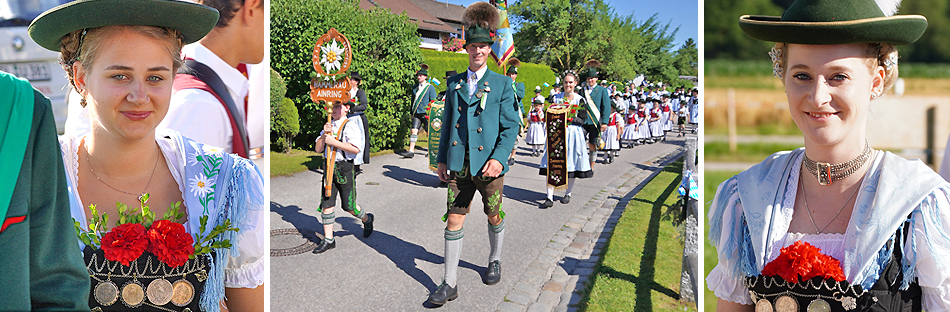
left=582, top=67, right=598, bottom=80
left=416, top=64, right=429, bottom=77
left=738, top=0, right=927, bottom=45
left=29, top=0, right=219, bottom=51
left=462, top=2, right=497, bottom=47
left=465, top=26, right=495, bottom=46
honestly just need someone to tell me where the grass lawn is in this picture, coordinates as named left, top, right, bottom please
left=581, top=158, right=694, bottom=311
left=270, top=132, right=432, bottom=177
left=703, top=170, right=742, bottom=312
left=704, top=141, right=803, bottom=163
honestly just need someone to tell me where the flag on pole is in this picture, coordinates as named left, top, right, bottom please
left=490, top=0, right=515, bottom=66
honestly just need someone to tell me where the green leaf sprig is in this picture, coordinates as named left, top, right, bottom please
left=73, top=194, right=185, bottom=248
left=192, top=215, right=239, bottom=258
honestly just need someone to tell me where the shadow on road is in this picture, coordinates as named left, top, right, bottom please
left=337, top=218, right=482, bottom=295
left=271, top=202, right=483, bottom=298
left=382, top=164, right=442, bottom=188
left=502, top=184, right=548, bottom=207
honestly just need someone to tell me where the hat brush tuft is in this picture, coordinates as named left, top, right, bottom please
left=875, top=0, right=901, bottom=17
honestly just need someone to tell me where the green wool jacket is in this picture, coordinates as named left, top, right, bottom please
left=584, top=84, right=611, bottom=126
left=437, top=69, right=519, bottom=176
left=512, top=82, right=525, bottom=103
left=0, top=73, right=89, bottom=310
left=411, top=83, right=438, bottom=114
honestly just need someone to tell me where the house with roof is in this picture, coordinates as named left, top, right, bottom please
left=360, top=0, right=466, bottom=51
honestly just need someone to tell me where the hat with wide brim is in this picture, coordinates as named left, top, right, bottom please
left=29, top=0, right=219, bottom=51
left=738, top=0, right=927, bottom=45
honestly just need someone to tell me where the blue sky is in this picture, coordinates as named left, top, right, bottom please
left=438, top=0, right=699, bottom=48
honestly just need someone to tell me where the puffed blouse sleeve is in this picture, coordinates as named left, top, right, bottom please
left=909, top=185, right=950, bottom=311
left=224, top=158, right=266, bottom=289
left=705, top=176, right=754, bottom=305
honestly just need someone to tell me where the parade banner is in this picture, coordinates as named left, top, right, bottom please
left=490, top=0, right=515, bottom=66
left=545, top=104, right=570, bottom=190
left=311, top=28, right=352, bottom=104
left=427, top=101, right=445, bottom=172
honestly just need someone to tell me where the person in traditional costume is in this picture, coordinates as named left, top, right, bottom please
left=405, top=64, right=437, bottom=158
left=579, top=60, right=611, bottom=168
left=312, top=100, right=375, bottom=254
left=707, top=0, right=950, bottom=310
left=347, top=71, right=371, bottom=174
left=505, top=58, right=525, bottom=166
left=600, top=103, right=622, bottom=162
left=660, top=94, right=673, bottom=133
left=0, top=71, right=89, bottom=309
left=525, top=97, right=546, bottom=156
left=648, top=99, right=664, bottom=141
left=688, top=88, right=698, bottom=133
left=621, top=103, right=639, bottom=148
left=538, top=71, right=593, bottom=208
left=676, top=99, right=688, bottom=136
left=429, top=1, right=519, bottom=305
left=438, top=70, right=458, bottom=101
left=30, top=0, right=266, bottom=310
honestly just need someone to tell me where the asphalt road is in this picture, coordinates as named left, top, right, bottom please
left=270, top=130, right=690, bottom=311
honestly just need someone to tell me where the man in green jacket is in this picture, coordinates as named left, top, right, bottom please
left=580, top=60, right=611, bottom=167
left=0, top=71, right=89, bottom=310
left=429, top=1, right=519, bottom=305
left=505, top=57, right=525, bottom=165
left=404, top=64, right=438, bottom=158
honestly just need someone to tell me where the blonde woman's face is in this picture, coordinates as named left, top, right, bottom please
left=783, top=43, right=883, bottom=148
left=563, top=75, right=577, bottom=94
left=76, top=28, right=174, bottom=142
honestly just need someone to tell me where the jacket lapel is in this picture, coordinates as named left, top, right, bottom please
left=458, top=80, right=473, bottom=105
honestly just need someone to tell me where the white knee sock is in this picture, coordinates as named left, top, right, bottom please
left=565, top=178, right=575, bottom=196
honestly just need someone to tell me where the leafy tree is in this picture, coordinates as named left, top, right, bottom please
left=272, top=0, right=422, bottom=150
left=270, top=67, right=287, bottom=132
left=273, top=98, right=300, bottom=153
left=270, top=68, right=298, bottom=153
left=509, top=0, right=686, bottom=84
left=674, top=38, right=698, bottom=77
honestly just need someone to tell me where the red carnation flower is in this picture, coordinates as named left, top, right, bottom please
left=100, top=223, right=149, bottom=265
left=567, top=118, right=573, bottom=122
left=147, top=220, right=195, bottom=268
left=761, top=241, right=846, bottom=283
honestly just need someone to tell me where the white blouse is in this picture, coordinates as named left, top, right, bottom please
left=61, top=132, right=266, bottom=289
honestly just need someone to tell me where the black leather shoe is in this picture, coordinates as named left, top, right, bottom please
left=483, top=260, right=501, bottom=285
left=312, top=239, right=335, bottom=254
left=560, top=195, right=571, bottom=204
left=541, top=199, right=553, bottom=208
left=427, top=282, right=458, bottom=305
left=362, top=213, right=374, bottom=238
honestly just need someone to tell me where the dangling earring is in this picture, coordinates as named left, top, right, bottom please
left=80, top=97, right=87, bottom=108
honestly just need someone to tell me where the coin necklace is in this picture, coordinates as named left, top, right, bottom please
left=799, top=171, right=861, bottom=234
left=85, top=145, right=160, bottom=203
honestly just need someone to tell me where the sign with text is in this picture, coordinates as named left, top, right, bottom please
left=310, top=28, right=353, bottom=104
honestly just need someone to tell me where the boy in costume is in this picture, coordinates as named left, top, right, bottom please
left=312, top=100, right=375, bottom=253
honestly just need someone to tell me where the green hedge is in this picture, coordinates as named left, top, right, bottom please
left=272, top=0, right=422, bottom=151
left=420, top=49, right=557, bottom=113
